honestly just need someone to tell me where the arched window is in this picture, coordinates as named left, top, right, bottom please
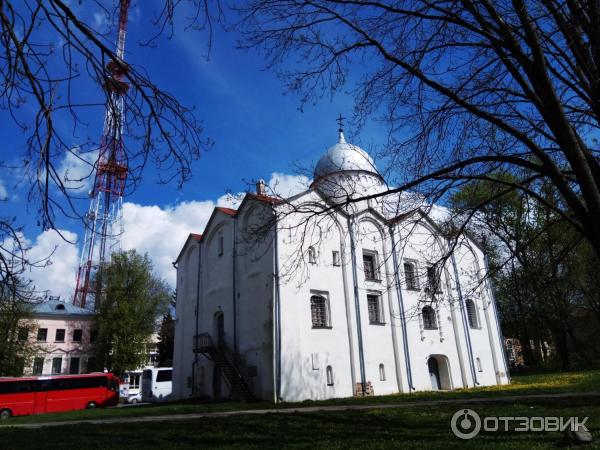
left=404, top=262, right=419, bottom=290
left=422, top=306, right=438, bottom=330
left=326, top=365, right=334, bottom=386
left=311, top=295, right=329, bottom=328
left=466, top=299, right=479, bottom=328
left=308, top=246, right=316, bottom=264
left=476, top=357, right=482, bottom=372
left=379, top=363, right=386, bottom=381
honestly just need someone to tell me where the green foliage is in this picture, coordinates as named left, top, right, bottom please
left=0, top=277, right=36, bottom=376
left=157, top=311, right=175, bottom=367
left=450, top=177, right=600, bottom=370
left=91, top=250, right=170, bottom=376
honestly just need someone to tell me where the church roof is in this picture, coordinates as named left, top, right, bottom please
left=33, top=299, right=94, bottom=317
left=314, top=131, right=380, bottom=180
left=216, top=207, right=237, bottom=216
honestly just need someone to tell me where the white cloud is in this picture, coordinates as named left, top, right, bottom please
left=23, top=229, right=80, bottom=302
left=57, top=148, right=98, bottom=193
left=120, top=172, right=308, bottom=286
left=121, top=200, right=217, bottom=287
left=0, top=178, right=7, bottom=201
left=93, top=12, right=108, bottom=30
left=267, top=172, right=310, bottom=197
left=18, top=172, right=309, bottom=298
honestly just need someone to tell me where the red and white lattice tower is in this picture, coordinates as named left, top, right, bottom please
left=74, top=0, right=130, bottom=309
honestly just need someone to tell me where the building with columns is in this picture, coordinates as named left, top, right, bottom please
left=172, top=129, right=509, bottom=402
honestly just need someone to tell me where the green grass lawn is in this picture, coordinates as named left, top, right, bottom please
left=0, top=397, right=598, bottom=449
left=2, top=369, right=598, bottom=426
left=0, top=370, right=599, bottom=449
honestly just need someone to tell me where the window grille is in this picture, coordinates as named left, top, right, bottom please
left=367, top=294, right=383, bottom=324
left=404, top=262, right=419, bottom=290
left=311, top=295, right=329, bottom=328
left=466, top=299, right=479, bottom=328
left=363, top=253, right=377, bottom=280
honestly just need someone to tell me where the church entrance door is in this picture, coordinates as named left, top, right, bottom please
left=428, top=357, right=441, bottom=390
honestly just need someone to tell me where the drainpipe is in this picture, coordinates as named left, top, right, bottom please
left=449, top=242, right=478, bottom=386
left=348, top=216, right=367, bottom=394
left=389, top=224, right=414, bottom=391
left=232, top=218, right=238, bottom=359
left=483, top=253, right=510, bottom=383
left=192, top=243, right=202, bottom=396
left=340, top=239, right=357, bottom=393
left=273, top=222, right=282, bottom=402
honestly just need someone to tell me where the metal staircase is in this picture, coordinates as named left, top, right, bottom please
left=194, top=333, right=255, bottom=401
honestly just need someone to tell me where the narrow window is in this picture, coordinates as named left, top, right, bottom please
left=426, top=265, right=441, bottom=293
left=326, top=365, right=334, bottom=386
left=367, top=294, right=383, bottom=324
left=332, top=250, right=340, bottom=266
left=422, top=306, right=438, bottom=330
left=52, top=357, right=62, bottom=374
left=18, top=327, right=29, bottom=341
left=218, top=231, right=224, bottom=256
left=32, top=358, right=44, bottom=375
left=363, top=253, right=377, bottom=280
left=55, top=329, right=65, bottom=342
left=466, top=299, right=479, bottom=328
left=476, top=357, right=482, bottom=372
left=70, top=357, right=80, bottom=374
left=308, top=246, right=317, bottom=264
left=90, top=329, right=98, bottom=343
left=37, top=328, right=48, bottom=342
left=310, top=295, right=329, bottom=328
left=404, top=262, right=419, bottom=290
left=72, top=329, right=83, bottom=342
left=379, top=363, right=386, bottom=381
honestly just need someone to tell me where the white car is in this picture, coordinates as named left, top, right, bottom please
left=127, top=392, right=142, bottom=404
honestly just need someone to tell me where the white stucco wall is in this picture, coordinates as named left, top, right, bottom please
left=173, top=189, right=509, bottom=402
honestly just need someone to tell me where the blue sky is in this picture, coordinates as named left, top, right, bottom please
left=0, top=1, right=388, bottom=299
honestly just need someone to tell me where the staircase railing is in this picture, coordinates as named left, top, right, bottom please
left=193, top=332, right=255, bottom=401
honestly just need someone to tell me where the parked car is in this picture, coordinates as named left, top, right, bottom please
left=141, top=368, right=172, bottom=402
left=122, top=371, right=143, bottom=404
left=127, top=392, right=142, bottom=404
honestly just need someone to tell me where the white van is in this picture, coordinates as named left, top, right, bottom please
left=141, top=368, right=172, bottom=402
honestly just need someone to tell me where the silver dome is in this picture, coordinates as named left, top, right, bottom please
left=314, top=132, right=380, bottom=179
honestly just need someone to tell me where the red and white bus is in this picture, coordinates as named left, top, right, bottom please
left=0, top=373, right=119, bottom=419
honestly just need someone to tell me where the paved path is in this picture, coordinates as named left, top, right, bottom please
left=3, top=390, right=598, bottom=429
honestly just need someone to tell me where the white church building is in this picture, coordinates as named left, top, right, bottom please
left=172, top=128, right=510, bottom=402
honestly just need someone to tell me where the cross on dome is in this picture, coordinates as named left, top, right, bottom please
left=336, top=113, right=347, bottom=143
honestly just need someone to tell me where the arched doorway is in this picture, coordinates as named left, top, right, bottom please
left=427, top=355, right=452, bottom=390
left=428, top=357, right=441, bottom=390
